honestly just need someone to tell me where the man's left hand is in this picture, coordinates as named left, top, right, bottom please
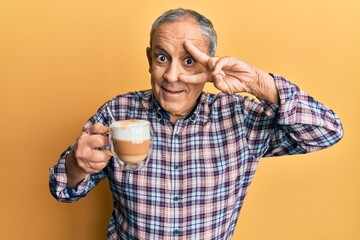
left=179, top=41, right=279, bottom=104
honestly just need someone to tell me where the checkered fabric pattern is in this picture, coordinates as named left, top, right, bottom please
left=50, top=75, right=343, bottom=239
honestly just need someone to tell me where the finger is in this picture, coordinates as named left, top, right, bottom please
left=207, top=57, right=219, bottom=71
left=78, top=152, right=110, bottom=173
left=85, top=123, right=109, bottom=135
left=212, top=74, right=230, bottom=93
left=78, top=134, right=109, bottom=150
left=213, top=57, right=250, bottom=76
left=178, top=72, right=210, bottom=84
left=75, top=146, right=111, bottom=166
left=89, top=134, right=110, bottom=149
left=212, top=57, right=232, bottom=74
left=89, top=149, right=111, bottom=164
left=184, top=41, right=211, bottom=67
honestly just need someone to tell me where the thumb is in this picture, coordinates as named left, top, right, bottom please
left=86, top=123, right=109, bottom=135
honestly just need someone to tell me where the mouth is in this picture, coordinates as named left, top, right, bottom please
left=162, top=87, right=184, bottom=96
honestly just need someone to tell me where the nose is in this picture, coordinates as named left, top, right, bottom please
left=164, top=61, right=181, bottom=82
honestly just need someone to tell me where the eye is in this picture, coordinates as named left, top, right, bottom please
left=184, top=57, right=195, bottom=66
left=156, top=54, right=168, bottom=62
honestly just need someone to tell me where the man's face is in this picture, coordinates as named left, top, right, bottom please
left=147, top=18, right=209, bottom=122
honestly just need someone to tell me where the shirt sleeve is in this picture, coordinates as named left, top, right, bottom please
left=49, top=144, right=108, bottom=203
left=49, top=103, right=111, bottom=203
left=262, top=74, right=344, bottom=157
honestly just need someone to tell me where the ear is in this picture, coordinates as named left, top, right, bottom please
left=146, top=47, right=152, bottom=73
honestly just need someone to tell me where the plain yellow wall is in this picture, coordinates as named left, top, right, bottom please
left=1, top=0, right=359, bottom=239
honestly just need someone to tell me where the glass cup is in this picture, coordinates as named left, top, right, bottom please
left=108, top=119, right=151, bottom=171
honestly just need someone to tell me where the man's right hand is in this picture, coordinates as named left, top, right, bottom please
left=66, top=123, right=111, bottom=188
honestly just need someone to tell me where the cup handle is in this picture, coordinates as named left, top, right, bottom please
left=103, top=129, right=115, bottom=156
left=103, top=149, right=114, bottom=156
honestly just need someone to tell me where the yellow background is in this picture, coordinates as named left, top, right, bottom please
left=1, top=0, right=359, bottom=239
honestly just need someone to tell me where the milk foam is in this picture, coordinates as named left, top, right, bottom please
left=110, top=120, right=150, bottom=141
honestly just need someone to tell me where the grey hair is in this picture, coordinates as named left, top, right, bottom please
left=150, top=8, right=217, bottom=57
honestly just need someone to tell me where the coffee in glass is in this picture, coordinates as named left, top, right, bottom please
left=108, top=119, right=151, bottom=171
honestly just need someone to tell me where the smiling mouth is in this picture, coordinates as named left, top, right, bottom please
left=162, top=87, right=184, bottom=95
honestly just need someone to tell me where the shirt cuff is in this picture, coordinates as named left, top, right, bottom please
left=271, top=74, right=304, bottom=125
left=66, top=174, right=91, bottom=198
left=49, top=146, right=91, bottom=202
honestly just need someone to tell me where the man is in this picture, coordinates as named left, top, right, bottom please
left=50, top=8, right=343, bottom=239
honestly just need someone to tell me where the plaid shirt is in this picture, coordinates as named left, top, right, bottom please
left=50, top=75, right=343, bottom=239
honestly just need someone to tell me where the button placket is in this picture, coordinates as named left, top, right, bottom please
left=170, top=126, right=181, bottom=237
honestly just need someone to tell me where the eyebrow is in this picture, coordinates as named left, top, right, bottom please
left=153, top=44, right=191, bottom=58
left=153, top=45, right=168, bottom=54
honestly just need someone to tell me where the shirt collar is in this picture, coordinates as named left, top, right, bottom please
left=151, top=92, right=203, bottom=123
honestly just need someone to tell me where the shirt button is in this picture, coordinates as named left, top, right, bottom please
left=173, top=196, right=180, bottom=202
left=174, top=134, right=180, bottom=139
left=173, top=229, right=180, bottom=235
left=174, top=165, right=180, bottom=170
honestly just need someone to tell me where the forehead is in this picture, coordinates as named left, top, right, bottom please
left=151, top=18, right=209, bottom=53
